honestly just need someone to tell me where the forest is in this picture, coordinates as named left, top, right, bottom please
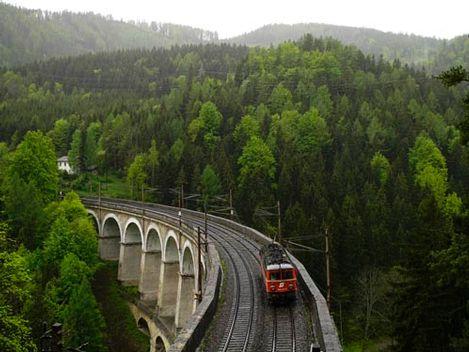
left=0, top=2, right=218, bottom=67
left=0, top=33, right=468, bottom=351
left=1, top=1, right=468, bottom=73
left=228, top=23, right=469, bottom=71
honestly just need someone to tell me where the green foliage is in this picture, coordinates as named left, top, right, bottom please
left=39, top=195, right=104, bottom=351
left=437, top=65, right=469, bottom=145
left=199, top=165, right=221, bottom=208
left=0, top=35, right=467, bottom=350
left=46, top=191, right=88, bottom=221
left=295, top=108, right=331, bottom=154
left=444, top=193, right=463, bottom=217
left=84, top=122, right=101, bottom=170
left=0, top=142, right=9, bottom=188
left=370, top=152, right=391, bottom=186
left=229, top=23, right=468, bottom=71
left=48, top=119, right=71, bottom=157
left=68, top=129, right=83, bottom=173
left=147, top=139, right=159, bottom=186
left=269, top=84, right=293, bottom=114
left=5, top=131, right=58, bottom=204
left=238, top=137, right=276, bottom=190
left=42, top=192, right=98, bottom=278
left=126, top=154, right=148, bottom=199
left=437, top=65, right=469, bottom=87
left=190, top=101, right=223, bottom=154
left=311, top=85, right=333, bottom=119
left=0, top=2, right=218, bottom=67
left=92, top=262, right=150, bottom=352
left=0, top=226, right=36, bottom=352
left=0, top=305, right=36, bottom=352
left=233, top=115, right=261, bottom=146
left=43, top=214, right=98, bottom=274
left=238, top=137, right=276, bottom=222
left=407, top=133, right=463, bottom=224
left=3, top=131, right=58, bottom=248
left=45, top=253, right=92, bottom=316
left=61, top=278, right=106, bottom=351
left=170, top=138, right=185, bottom=163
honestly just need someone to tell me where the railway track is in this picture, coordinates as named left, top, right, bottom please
left=214, top=234, right=255, bottom=351
left=178, top=209, right=304, bottom=352
left=139, top=205, right=259, bottom=351
left=271, top=306, right=296, bottom=352
left=91, top=199, right=310, bottom=351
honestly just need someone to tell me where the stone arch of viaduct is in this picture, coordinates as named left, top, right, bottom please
left=87, top=207, right=207, bottom=351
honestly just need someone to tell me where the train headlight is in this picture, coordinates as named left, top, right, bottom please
left=288, top=284, right=294, bottom=289
left=270, top=284, right=276, bottom=291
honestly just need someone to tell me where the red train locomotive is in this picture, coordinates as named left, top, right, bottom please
left=259, top=243, right=298, bottom=302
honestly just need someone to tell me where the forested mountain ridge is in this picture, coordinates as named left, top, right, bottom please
left=0, top=2, right=218, bottom=67
left=1, top=1, right=468, bottom=72
left=227, top=23, right=469, bottom=71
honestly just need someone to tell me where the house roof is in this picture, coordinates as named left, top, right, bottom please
left=57, top=156, right=69, bottom=162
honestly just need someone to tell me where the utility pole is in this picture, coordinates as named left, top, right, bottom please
left=98, top=182, right=102, bottom=228
left=204, top=204, right=208, bottom=250
left=141, top=186, right=145, bottom=235
left=181, top=184, right=184, bottom=208
left=325, top=226, right=332, bottom=310
left=277, top=200, right=281, bottom=244
left=197, top=227, right=203, bottom=302
left=178, top=185, right=181, bottom=209
left=229, top=189, right=234, bottom=220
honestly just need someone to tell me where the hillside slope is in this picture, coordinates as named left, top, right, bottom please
left=1, top=2, right=467, bottom=71
left=227, top=23, right=468, bottom=69
left=0, top=2, right=218, bottom=66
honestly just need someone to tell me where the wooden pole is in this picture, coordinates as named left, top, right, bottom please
left=204, top=204, right=208, bottom=248
left=181, top=184, right=184, bottom=208
left=178, top=186, right=181, bottom=209
left=277, top=200, right=281, bottom=244
left=229, top=188, right=234, bottom=220
left=197, top=227, right=202, bottom=301
left=325, top=226, right=332, bottom=310
left=98, top=182, right=102, bottom=231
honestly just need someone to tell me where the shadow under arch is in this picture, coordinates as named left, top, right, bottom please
left=155, top=336, right=166, bottom=352
left=176, top=244, right=196, bottom=328
left=119, top=219, right=144, bottom=284
left=158, top=233, right=180, bottom=318
left=138, top=225, right=163, bottom=301
left=137, top=317, right=150, bottom=336
left=100, top=214, right=121, bottom=260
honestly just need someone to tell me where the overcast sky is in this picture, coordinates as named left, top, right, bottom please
left=5, top=0, right=469, bottom=39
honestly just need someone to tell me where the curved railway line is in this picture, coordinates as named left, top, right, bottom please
left=93, top=199, right=313, bottom=351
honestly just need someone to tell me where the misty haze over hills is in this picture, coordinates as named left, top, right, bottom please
left=0, top=2, right=467, bottom=70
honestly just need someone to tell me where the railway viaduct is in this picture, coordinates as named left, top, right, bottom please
left=83, top=197, right=342, bottom=352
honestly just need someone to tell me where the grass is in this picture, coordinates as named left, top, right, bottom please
left=92, top=261, right=150, bottom=352
left=62, top=172, right=131, bottom=199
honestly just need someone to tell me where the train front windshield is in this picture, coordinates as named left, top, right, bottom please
left=268, top=269, right=294, bottom=280
left=282, top=270, right=294, bottom=279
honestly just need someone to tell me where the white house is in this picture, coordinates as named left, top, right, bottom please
left=57, top=156, right=74, bottom=174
